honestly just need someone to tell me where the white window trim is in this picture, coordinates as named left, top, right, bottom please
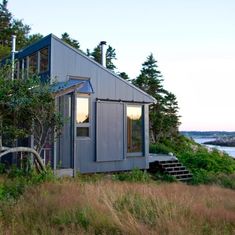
left=126, top=104, right=145, bottom=157
left=76, top=94, right=91, bottom=139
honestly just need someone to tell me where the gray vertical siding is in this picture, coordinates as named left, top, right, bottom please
left=144, top=104, right=150, bottom=168
left=50, top=36, right=154, bottom=173
left=58, top=94, right=72, bottom=168
left=96, top=101, right=124, bottom=162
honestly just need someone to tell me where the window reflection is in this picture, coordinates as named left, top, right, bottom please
left=40, top=48, right=49, bottom=73
left=76, top=97, right=89, bottom=123
left=127, top=105, right=143, bottom=153
left=28, top=53, right=37, bottom=74
left=77, top=127, right=89, bottom=137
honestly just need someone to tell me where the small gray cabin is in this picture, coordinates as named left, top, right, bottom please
left=11, top=34, right=156, bottom=175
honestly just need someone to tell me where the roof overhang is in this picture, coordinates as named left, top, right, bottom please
left=51, top=79, right=94, bottom=97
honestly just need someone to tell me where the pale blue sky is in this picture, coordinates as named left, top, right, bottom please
left=8, top=0, right=235, bottom=131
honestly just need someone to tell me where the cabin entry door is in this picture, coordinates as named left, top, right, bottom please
left=58, top=94, right=73, bottom=168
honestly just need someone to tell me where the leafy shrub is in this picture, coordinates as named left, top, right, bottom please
left=191, top=172, right=235, bottom=189
left=113, top=168, right=151, bottom=182
left=153, top=172, right=177, bottom=182
left=150, top=143, right=173, bottom=154
left=0, top=184, right=4, bottom=200
left=0, top=163, right=6, bottom=174
left=0, top=177, right=27, bottom=200
left=178, top=148, right=235, bottom=175
left=212, top=173, right=235, bottom=189
left=76, top=172, right=104, bottom=183
left=0, top=165, right=55, bottom=201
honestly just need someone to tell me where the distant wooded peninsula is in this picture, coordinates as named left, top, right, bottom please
left=181, top=131, right=235, bottom=147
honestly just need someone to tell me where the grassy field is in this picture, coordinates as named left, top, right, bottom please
left=0, top=177, right=235, bottom=235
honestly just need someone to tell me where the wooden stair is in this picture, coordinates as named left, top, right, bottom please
left=149, top=157, right=192, bottom=182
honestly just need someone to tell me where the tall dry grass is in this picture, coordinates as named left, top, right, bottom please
left=0, top=179, right=235, bottom=235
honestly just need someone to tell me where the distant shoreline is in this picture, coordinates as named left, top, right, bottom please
left=203, top=140, right=235, bottom=147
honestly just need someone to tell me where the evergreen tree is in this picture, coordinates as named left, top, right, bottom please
left=0, top=0, right=12, bottom=58
left=133, top=53, right=180, bottom=143
left=27, top=33, right=44, bottom=45
left=162, top=91, right=180, bottom=139
left=11, top=19, right=30, bottom=49
left=90, top=45, right=101, bottom=63
left=89, top=44, right=117, bottom=71
left=61, top=32, right=80, bottom=49
left=106, top=45, right=116, bottom=70
left=0, top=0, right=11, bottom=44
left=0, top=0, right=43, bottom=59
left=133, top=54, right=164, bottom=96
left=118, top=72, right=130, bottom=81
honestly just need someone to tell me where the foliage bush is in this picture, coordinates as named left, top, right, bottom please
left=149, top=143, right=173, bottom=154
left=153, top=172, right=177, bottom=182
left=150, top=135, right=235, bottom=188
left=113, top=168, right=152, bottom=182
left=179, top=148, right=235, bottom=174
left=0, top=163, right=6, bottom=174
left=0, top=165, right=55, bottom=201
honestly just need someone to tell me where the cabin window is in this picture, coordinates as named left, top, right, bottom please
left=76, top=96, right=90, bottom=137
left=127, top=105, right=143, bottom=154
left=39, top=47, right=49, bottom=73
left=76, top=127, right=89, bottom=137
left=28, top=52, right=38, bottom=74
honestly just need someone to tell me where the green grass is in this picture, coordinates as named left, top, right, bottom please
left=0, top=179, right=235, bottom=235
left=112, top=168, right=152, bottom=182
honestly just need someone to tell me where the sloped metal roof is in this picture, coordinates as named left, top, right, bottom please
left=51, top=79, right=93, bottom=96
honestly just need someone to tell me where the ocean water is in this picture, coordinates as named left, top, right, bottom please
left=194, top=138, right=235, bottom=158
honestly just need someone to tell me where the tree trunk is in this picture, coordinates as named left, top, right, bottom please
left=0, top=147, right=46, bottom=173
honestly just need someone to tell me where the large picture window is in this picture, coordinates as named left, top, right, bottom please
left=76, top=96, right=90, bottom=137
left=127, top=105, right=143, bottom=153
left=39, top=47, right=49, bottom=73
left=25, top=47, right=49, bottom=78
left=28, top=52, right=38, bottom=74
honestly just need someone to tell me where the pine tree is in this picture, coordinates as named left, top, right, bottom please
left=162, top=91, right=181, bottom=139
left=0, top=0, right=42, bottom=59
left=11, top=19, right=30, bottom=49
left=133, top=53, right=180, bottom=143
left=0, top=0, right=11, bottom=44
left=118, top=72, right=130, bottom=81
left=89, top=44, right=117, bottom=71
left=61, top=32, right=80, bottom=49
left=106, top=45, right=116, bottom=70
left=27, top=33, right=44, bottom=45
left=0, top=0, right=12, bottom=58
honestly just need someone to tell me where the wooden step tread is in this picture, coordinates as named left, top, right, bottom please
left=167, top=170, right=190, bottom=175
left=148, top=157, right=193, bottom=182
left=157, top=160, right=179, bottom=164
left=178, top=177, right=193, bottom=181
left=174, top=174, right=193, bottom=179
left=165, top=166, right=186, bottom=171
left=160, top=163, right=182, bottom=167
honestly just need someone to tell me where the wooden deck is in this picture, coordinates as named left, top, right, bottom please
left=148, top=153, right=178, bottom=163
